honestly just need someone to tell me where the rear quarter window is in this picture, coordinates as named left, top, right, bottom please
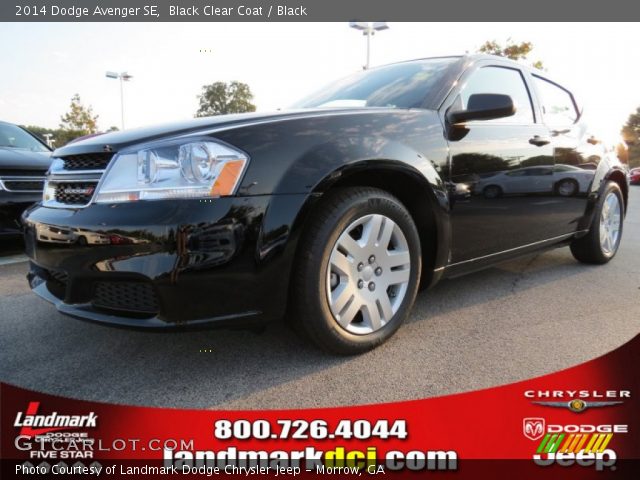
left=533, top=75, right=578, bottom=127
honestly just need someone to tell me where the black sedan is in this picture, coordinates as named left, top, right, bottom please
left=22, top=55, right=629, bottom=354
left=1, top=121, right=52, bottom=237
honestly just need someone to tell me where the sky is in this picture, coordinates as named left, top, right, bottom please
left=0, top=22, right=638, bottom=140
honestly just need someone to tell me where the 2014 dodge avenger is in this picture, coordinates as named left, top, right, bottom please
left=23, top=55, right=629, bottom=354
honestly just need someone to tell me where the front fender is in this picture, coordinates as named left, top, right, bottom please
left=212, top=109, right=449, bottom=196
left=212, top=109, right=451, bottom=287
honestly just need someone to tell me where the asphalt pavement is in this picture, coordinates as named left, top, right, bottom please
left=1, top=187, right=639, bottom=410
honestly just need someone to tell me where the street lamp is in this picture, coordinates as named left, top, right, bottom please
left=349, top=22, right=389, bottom=70
left=42, top=133, right=54, bottom=148
left=105, top=71, right=133, bottom=130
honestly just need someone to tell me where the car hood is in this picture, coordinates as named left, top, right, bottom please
left=0, top=147, right=52, bottom=171
left=53, top=108, right=406, bottom=156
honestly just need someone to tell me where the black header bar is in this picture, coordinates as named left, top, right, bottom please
left=2, top=0, right=639, bottom=22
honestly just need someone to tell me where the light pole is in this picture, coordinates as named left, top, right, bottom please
left=349, top=22, right=389, bottom=69
left=106, top=71, right=133, bottom=130
left=42, top=133, right=54, bottom=148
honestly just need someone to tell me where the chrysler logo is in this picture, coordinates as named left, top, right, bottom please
left=523, top=417, right=545, bottom=441
left=532, top=400, right=623, bottom=413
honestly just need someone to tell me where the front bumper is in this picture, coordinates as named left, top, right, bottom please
left=23, top=194, right=308, bottom=328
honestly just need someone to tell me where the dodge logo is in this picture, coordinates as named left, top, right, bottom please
left=523, top=417, right=545, bottom=441
left=64, top=186, right=94, bottom=196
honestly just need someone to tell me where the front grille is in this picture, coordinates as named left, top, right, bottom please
left=43, top=153, right=113, bottom=208
left=0, top=169, right=48, bottom=176
left=53, top=182, right=98, bottom=205
left=2, top=180, right=44, bottom=192
left=61, top=153, right=114, bottom=171
left=92, top=282, right=159, bottom=314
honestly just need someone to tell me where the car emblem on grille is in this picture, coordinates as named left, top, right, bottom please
left=63, top=186, right=95, bottom=196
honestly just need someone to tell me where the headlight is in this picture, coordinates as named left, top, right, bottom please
left=94, top=139, right=248, bottom=203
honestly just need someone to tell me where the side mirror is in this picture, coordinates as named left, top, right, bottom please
left=447, top=94, right=516, bottom=124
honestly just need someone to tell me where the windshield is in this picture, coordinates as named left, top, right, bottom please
left=293, top=58, right=458, bottom=110
left=0, top=123, right=49, bottom=152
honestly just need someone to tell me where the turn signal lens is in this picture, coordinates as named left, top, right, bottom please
left=210, top=160, right=245, bottom=196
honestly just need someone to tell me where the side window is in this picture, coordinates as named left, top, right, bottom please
left=533, top=76, right=578, bottom=127
left=460, top=66, right=534, bottom=124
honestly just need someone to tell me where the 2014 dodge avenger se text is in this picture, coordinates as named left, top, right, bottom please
left=22, top=55, right=630, bottom=354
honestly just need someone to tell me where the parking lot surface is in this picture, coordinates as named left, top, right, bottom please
left=1, top=187, right=639, bottom=409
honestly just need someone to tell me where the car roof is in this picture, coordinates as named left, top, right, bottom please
left=388, top=53, right=537, bottom=72
left=385, top=54, right=572, bottom=101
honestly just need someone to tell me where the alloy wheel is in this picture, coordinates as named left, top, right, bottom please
left=599, top=191, right=621, bottom=256
left=326, top=214, right=411, bottom=335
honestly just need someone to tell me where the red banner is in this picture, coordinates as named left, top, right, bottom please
left=2, top=335, right=639, bottom=478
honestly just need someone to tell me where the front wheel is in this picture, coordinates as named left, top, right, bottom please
left=483, top=185, right=503, bottom=199
left=555, top=178, right=579, bottom=197
left=570, top=181, right=624, bottom=264
left=291, top=187, right=421, bottom=354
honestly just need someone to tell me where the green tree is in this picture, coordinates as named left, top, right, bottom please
left=478, top=39, right=544, bottom=70
left=622, top=106, right=640, bottom=168
left=22, top=125, right=75, bottom=148
left=58, top=94, right=99, bottom=145
left=195, top=81, right=256, bottom=117
left=22, top=123, right=117, bottom=150
left=54, top=129, right=83, bottom=147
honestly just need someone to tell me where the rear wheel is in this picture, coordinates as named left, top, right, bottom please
left=291, top=187, right=421, bottom=354
left=570, top=181, right=624, bottom=264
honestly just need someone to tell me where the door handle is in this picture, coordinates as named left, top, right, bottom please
left=551, top=129, right=571, bottom=136
left=529, top=136, right=550, bottom=147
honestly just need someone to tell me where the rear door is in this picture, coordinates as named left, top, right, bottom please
left=444, top=63, right=556, bottom=263
left=531, top=75, right=598, bottom=236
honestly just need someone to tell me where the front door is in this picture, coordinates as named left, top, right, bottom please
left=446, top=65, right=555, bottom=263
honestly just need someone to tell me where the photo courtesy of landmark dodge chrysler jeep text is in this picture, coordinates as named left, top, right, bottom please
left=22, top=55, right=630, bottom=354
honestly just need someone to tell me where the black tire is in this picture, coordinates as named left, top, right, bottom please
left=290, top=187, right=421, bottom=355
left=570, top=181, right=624, bottom=264
left=483, top=185, right=502, bottom=199
left=555, top=178, right=579, bottom=197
